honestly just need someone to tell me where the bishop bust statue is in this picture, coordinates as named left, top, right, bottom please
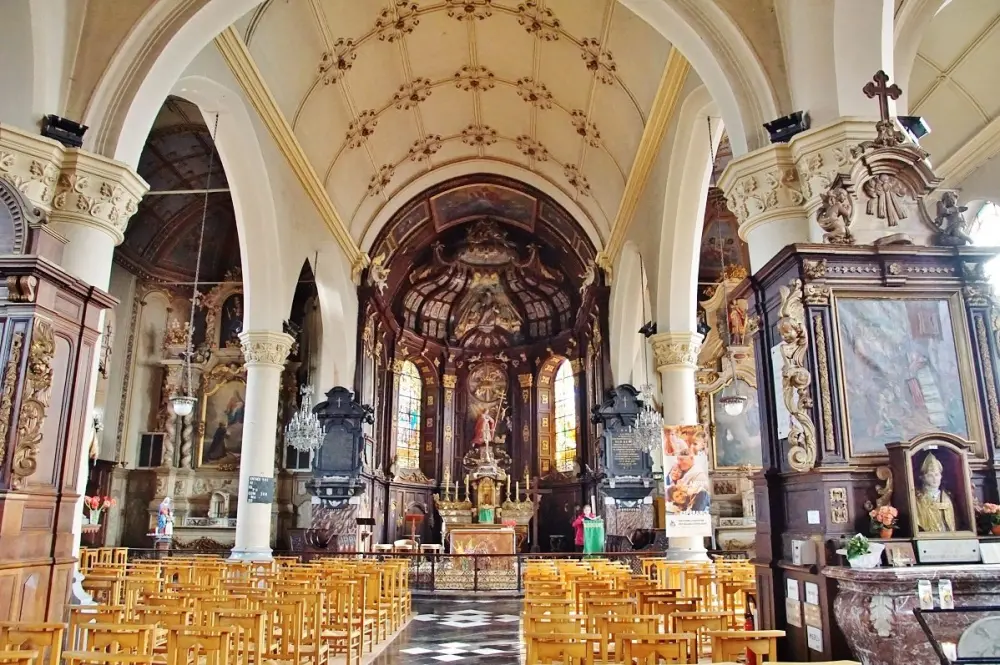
left=915, top=453, right=956, bottom=532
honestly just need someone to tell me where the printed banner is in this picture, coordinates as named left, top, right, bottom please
left=662, top=424, right=712, bottom=537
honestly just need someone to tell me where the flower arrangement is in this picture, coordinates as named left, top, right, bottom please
left=83, top=495, right=116, bottom=524
left=982, top=503, right=1000, bottom=530
left=846, top=534, right=871, bottom=559
left=502, top=519, right=517, bottom=527
left=869, top=505, right=899, bottom=536
left=839, top=533, right=884, bottom=569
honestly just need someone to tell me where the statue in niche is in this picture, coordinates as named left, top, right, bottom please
left=156, top=497, right=174, bottom=536
left=220, top=294, right=243, bottom=347
left=471, top=409, right=496, bottom=447
left=914, top=452, right=956, bottom=532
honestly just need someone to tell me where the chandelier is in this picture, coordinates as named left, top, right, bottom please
left=286, top=385, right=325, bottom=452
left=634, top=383, right=662, bottom=453
left=169, top=113, right=219, bottom=419
left=634, top=258, right=663, bottom=453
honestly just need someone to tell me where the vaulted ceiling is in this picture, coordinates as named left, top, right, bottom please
left=237, top=0, right=676, bottom=246
left=908, top=0, right=1000, bottom=165
left=118, top=97, right=241, bottom=283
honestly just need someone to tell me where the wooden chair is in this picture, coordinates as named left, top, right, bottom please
left=621, top=633, right=696, bottom=664
left=62, top=655, right=154, bottom=665
left=165, top=626, right=233, bottom=665
left=673, top=611, right=729, bottom=655
left=709, top=630, right=785, bottom=663
left=0, top=650, right=38, bottom=665
left=525, top=632, right=598, bottom=665
left=67, top=624, right=155, bottom=655
left=0, top=622, right=65, bottom=665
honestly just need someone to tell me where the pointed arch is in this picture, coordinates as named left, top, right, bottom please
left=610, top=242, right=651, bottom=386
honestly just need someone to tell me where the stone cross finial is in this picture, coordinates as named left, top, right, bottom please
left=863, top=70, right=901, bottom=124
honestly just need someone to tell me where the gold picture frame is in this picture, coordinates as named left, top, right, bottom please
left=197, top=378, right=247, bottom=468
left=831, top=290, right=984, bottom=460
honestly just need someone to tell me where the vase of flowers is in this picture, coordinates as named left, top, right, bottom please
left=837, top=534, right=884, bottom=569
left=83, top=495, right=116, bottom=525
left=983, top=503, right=1000, bottom=535
left=869, top=505, right=899, bottom=539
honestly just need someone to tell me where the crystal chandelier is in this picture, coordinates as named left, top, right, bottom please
left=286, top=385, right=325, bottom=452
left=635, top=383, right=663, bottom=453
left=169, top=113, right=219, bottom=419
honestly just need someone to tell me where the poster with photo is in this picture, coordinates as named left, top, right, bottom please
left=662, top=424, right=713, bottom=537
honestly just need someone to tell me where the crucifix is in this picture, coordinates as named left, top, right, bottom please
left=525, top=476, right=552, bottom=553
left=862, top=70, right=905, bottom=148
left=336, top=395, right=343, bottom=408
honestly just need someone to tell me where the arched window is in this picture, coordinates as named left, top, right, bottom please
left=553, top=359, right=577, bottom=472
left=396, top=360, right=422, bottom=470
left=972, top=202, right=1000, bottom=287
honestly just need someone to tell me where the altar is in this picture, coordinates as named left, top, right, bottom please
left=449, top=526, right=516, bottom=555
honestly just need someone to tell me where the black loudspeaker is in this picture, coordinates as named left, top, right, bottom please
left=763, top=111, right=809, bottom=144
left=41, top=115, right=87, bottom=148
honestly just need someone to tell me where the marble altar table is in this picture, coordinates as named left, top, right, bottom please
left=825, top=564, right=1000, bottom=665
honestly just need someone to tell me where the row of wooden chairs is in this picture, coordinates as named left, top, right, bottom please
left=3, top=553, right=412, bottom=665
left=521, top=557, right=783, bottom=663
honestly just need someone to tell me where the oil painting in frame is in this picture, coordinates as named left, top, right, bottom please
left=833, top=292, right=981, bottom=457
left=198, top=379, right=247, bottom=468
left=710, top=379, right=763, bottom=468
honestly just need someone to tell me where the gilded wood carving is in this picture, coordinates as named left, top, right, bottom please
left=11, top=318, right=55, bottom=488
left=0, top=331, right=24, bottom=468
left=777, top=280, right=817, bottom=472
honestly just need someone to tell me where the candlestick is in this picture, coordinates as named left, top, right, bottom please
left=454, top=480, right=458, bottom=500
left=465, top=474, right=470, bottom=500
left=516, top=481, right=520, bottom=502
left=591, top=493, right=596, bottom=514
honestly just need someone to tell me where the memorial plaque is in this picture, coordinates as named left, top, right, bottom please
left=247, top=476, right=275, bottom=503
left=916, top=539, right=981, bottom=564
left=609, top=433, right=643, bottom=475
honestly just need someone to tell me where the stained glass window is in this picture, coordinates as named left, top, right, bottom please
left=553, top=359, right=577, bottom=472
left=973, top=202, right=1000, bottom=288
left=396, top=360, right=422, bottom=470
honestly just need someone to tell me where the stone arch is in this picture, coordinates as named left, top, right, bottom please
left=895, top=0, right=952, bottom=113
left=310, top=246, right=357, bottom=390
left=360, top=159, right=605, bottom=253
left=609, top=242, right=650, bottom=386
left=616, top=0, right=778, bottom=155
left=168, top=74, right=287, bottom=333
left=656, top=86, right=722, bottom=334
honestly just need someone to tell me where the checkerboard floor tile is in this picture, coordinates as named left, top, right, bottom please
left=372, top=598, right=525, bottom=664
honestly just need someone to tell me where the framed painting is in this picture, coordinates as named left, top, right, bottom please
left=711, top=379, right=763, bottom=468
left=198, top=379, right=247, bottom=467
left=833, top=293, right=981, bottom=457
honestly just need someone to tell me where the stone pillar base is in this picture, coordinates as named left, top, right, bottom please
left=665, top=536, right=710, bottom=562
left=228, top=546, right=274, bottom=561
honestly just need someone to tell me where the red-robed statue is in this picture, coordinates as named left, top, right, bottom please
left=471, top=410, right=496, bottom=446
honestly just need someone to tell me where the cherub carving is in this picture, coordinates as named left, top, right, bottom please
left=579, top=261, right=597, bottom=295
left=367, top=253, right=389, bottom=293
left=935, top=191, right=973, bottom=246
left=816, top=184, right=855, bottom=245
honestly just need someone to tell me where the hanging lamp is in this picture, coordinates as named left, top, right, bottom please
left=169, top=114, right=219, bottom=418
left=634, top=258, right=663, bottom=453
left=286, top=254, right=325, bottom=452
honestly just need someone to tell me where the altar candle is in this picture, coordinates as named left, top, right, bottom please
left=516, top=481, right=520, bottom=501
left=591, top=494, right=596, bottom=513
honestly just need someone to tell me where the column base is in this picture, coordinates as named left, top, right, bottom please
left=665, top=536, right=710, bottom=562
left=228, top=546, right=273, bottom=561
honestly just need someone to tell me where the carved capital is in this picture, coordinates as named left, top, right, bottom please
left=718, top=143, right=803, bottom=237
left=517, top=373, right=533, bottom=388
left=650, top=332, right=703, bottom=370
left=238, top=331, right=294, bottom=368
left=51, top=152, right=147, bottom=244
left=0, top=124, right=148, bottom=245
left=442, top=374, right=458, bottom=389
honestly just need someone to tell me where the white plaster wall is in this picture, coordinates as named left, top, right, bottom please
left=99, top=263, right=138, bottom=461
left=0, top=0, right=36, bottom=129
left=121, top=291, right=171, bottom=468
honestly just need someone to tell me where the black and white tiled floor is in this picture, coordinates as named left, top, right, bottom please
left=372, top=598, right=524, bottom=664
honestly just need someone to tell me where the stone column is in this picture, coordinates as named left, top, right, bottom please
left=719, top=118, right=878, bottom=271
left=650, top=331, right=708, bottom=562
left=230, top=330, right=294, bottom=560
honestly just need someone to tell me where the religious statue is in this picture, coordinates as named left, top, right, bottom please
left=471, top=409, right=496, bottom=446
left=816, top=183, right=855, bottom=245
left=934, top=191, right=973, bottom=246
left=728, top=300, right=748, bottom=346
left=156, top=497, right=174, bottom=537
left=915, top=453, right=956, bottom=532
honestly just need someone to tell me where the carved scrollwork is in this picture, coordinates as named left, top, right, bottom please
left=874, top=466, right=893, bottom=508
left=777, top=280, right=817, bottom=472
left=0, top=331, right=24, bottom=468
left=11, top=318, right=55, bottom=488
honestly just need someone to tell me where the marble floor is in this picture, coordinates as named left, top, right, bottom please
left=372, top=598, right=524, bottom=665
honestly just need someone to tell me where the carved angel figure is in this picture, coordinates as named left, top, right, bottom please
left=367, top=253, right=390, bottom=293
left=578, top=261, right=597, bottom=295
left=816, top=185, right=855, bottom=245
left=935, top=191, right=972, bottom=246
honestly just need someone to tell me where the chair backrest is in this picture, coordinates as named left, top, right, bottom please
left=621, top=633, right=695, bottom=665
left=63, top=654, right=154, bottom=665
left=0, top=622, right=65, bottom=665
left=0, top=650, right=39, bottom=665
left=73, top=624, right=156, bottom=655
left=165, top=626, right=233, bottom=665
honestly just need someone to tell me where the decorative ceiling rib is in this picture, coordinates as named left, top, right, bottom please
left=238, top=0, right=675, bottom=247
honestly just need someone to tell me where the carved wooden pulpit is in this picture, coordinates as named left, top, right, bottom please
left=0, top=180, right=116, bottom=621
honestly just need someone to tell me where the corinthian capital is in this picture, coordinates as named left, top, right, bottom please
left=650, top=331, right=703, bottom=370
left=239, top=331, right=295, bottom=368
